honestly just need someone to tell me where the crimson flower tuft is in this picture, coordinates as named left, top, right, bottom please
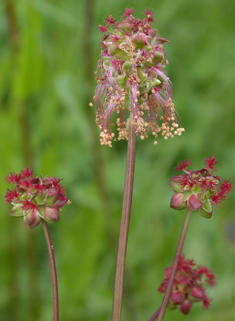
left=93, top=9, right=184, bottom=147
left=170, top=157, right=232, bottom=218
left=5, top=167, right=70, bottom=228
left=205, top=156, right=218, bottom=173
left=175, top=159, right=191, bottom=171
left=122, top=8, right=135, bottom=17
left=106, top=15, right=115, bottom=25
left=158, top=254, right=216, bottom=314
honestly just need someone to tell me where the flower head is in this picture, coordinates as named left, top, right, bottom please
left=93, top=9, right=184, bottom=147
left=158, top=254, right=216, bottom=314
left=170, top=157, right=232, bottom=218
left=5, top=167, right=70, bottom=228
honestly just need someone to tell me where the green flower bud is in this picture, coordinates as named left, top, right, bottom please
left=117, top=75, right=127, bottom=87
left=170, top=177, right=184, bottom=193
left=153, top=51, right=163, bottom=64
left=131, top=33, right=147, bottom=48
left=9, top=204, right=24, bottom=217
left=122, top=61, right=132, bottom=73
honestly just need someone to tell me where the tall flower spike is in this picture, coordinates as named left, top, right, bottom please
left=93, top=9, right=184, bottom=146
left=5, top=167, right=70, bottom=228
left=158, top=254, right=216, bottom=315
left=170, top=157, right=232, bottom=218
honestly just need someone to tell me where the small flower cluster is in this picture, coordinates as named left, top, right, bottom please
left=5, top=167, right=69, bottom=228
left=158, top=254, right=216, bottom=314
left=94, top=8, right=184, bottom=146
left=170, top=157, right=232, bottom=218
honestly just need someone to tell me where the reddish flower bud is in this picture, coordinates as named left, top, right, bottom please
left=42, top=206, right=60, bottom=223
left=190, top=286, right=205, bottom=301
left=158, top=254, right=216, bottom=315
left=171, top=291, right=185, bottom=304
left=170, top=193, right=186, bottom=210
left=5, top=167, right=70, bottom=228
left=180, top=300, right=192, bottom=314
left=23, top=206, right=41, bottom=229
left=170, top=157, right=232, bottom=218
left=187, top=194, right=203, bottom=211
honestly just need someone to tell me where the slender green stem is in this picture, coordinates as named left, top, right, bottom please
left=42, top=221, right=59, bottom=321
left=156, top=210, right=192, bottom=321
left=112, top=112, right=136, bottom=321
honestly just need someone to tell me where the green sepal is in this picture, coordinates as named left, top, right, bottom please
left=118, top=22, right=130, bottom=33
left=38, top=205, right=45, bottom=219
left=44, top=194, right=58, bottom=206
left=124, top=95, right=131, bottom=110
left=9, top=204, right=24, bottom=217
left=132, top=33, right=146, bottom=49
left=35, top=193, right=47, bottom=205
left=153, top=51, right=163, bottom=64
left=122, top=61, right=132, bottom=73
left=117, top=75, right=127, bottom=87
left=157, top=75, right=165, bottom=83
left=109, top=44, right=129, bottom=60
left=202, top=199, right=212, bottom=212
left=103, top=57, right=112, bottom=68
left=183, top=190, right=192, bottom=201
left=171, top=178, right=184, bottom=193
left=151, top=78, right=161, bottom=87
left=137, top=68, right=147, bottom=81
left=197, top=208, right=212, bottom=219
left=192, top=184, right=201, bottom=194
left=108, top=44, right=120, bottom=56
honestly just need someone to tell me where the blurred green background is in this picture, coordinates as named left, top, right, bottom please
left=0, top=0, right=235, bottom=320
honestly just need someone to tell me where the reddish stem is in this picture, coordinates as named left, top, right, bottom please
left=156, top=210, right=192, bottom=321
left=112, top=112, right=136, bottom=321
left=42, top=221, right=59, bottom=321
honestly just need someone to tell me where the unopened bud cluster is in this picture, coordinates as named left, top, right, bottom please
left=158, top=254, right=216, bottom=314
left=170, top=157, right=232, bottom=218
left=5, top=167, right=69, bottom=228
left=94, top=8, right=184, bottom=146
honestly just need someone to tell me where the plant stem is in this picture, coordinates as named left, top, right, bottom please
left=156, top=210, right=192, bottom=321
left=42, top=221, right=59, bottom=321
left=112, top=112, right=136, bottom=321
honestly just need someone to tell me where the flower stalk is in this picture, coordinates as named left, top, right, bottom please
left=5, top=168, right=70, bottom=321
left=42, top=221, right=59, bottom=321
left=112, top=112, right=136, bottom=321
left=157, top=210, right=192, bottom=321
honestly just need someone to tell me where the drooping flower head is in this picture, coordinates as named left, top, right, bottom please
left=158, top=254, right=216, bottom=314
left=170, top=157, right=232, bottom=218
left=94, top=8, right=184, bottom=146
left=5, top=167, right=70, bottom=228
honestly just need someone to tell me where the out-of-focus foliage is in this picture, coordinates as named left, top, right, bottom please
left=0, top=0, right=235, bottom=320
